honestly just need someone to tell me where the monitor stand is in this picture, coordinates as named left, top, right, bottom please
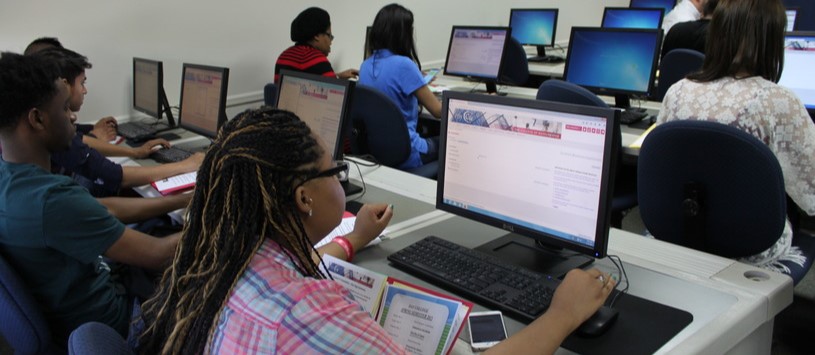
left=614, top=94, right=648, bottom=125
left=475, top=233, right=594, bottom=279
left=482, top=82, right=508, bottom=96
left=527, top=46, right=564, bottom=63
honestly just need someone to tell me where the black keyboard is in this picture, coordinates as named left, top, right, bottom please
left=388, top=236, right=561, bottom=323
left=117, top=122, right=158, bottom=141
left=619, top=109, right=649, bottom=125
left=150, top=147, right=192, bottom=163
left=528, top=55, right=565, bottom=63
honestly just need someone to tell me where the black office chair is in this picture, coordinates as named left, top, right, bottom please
left=348, top=85, right=438, bottom=179
left=263, top=82, right=277, bottom=106
left=536, top=79, right=637, bottom=228
left=68, top=322, right=132, bottom=355
left=655, top=49, right=704, bottom=102
left=637, top=120, right=815, bottom=284
left=498, top=37, right=530, bottom=87
left=0, top=253, right=60, bottom=353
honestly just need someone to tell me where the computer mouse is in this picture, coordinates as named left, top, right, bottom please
left=151, top=144, right=166, bottom=151
left=576, top=306, right=619, bottom=338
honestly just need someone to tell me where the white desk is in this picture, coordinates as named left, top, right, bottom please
left=346, top=157, right=793, bottom=355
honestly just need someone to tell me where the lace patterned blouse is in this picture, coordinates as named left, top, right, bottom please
left=657, top=76, right=815, bottom=272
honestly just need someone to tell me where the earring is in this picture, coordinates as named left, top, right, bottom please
left=308, top=209, right=313, bottom=217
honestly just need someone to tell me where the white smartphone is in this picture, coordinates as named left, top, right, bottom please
left=467, top=311, right=507, bottom=351
left=423, top=68, right=441, bottom=84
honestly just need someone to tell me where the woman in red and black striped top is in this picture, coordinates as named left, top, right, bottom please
left=274, top=7, right=358, bottom=83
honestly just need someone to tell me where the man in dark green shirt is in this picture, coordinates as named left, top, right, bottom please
left=0, top=52, right=180, bottom=344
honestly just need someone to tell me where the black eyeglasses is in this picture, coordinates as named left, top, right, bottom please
left=300, top=162, right=348, bottom=185
left=324, top=32, right=335, bottom=40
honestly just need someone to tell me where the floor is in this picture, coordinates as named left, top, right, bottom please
left=1, top=209, right=813, bottom=354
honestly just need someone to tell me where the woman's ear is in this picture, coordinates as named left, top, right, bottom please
left=293, top=185, right=313, bottom=215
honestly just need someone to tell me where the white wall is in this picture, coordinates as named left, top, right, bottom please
left=0, top=0, right=626, bottom=123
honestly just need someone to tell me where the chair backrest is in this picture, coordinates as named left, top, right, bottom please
left=637, top=120, right=786, bottom=257
left=348, top=85, right=412, bottom=168
left=263, top=82, right=277, bottom=106
left=68, top=322, right=132, bottom=355
left=536, top=79, right=609, bottom=108
left=499, top=37, right=529, bottom=86
left=655, top=49, right=704, bottom=101
left=0, top=254, right=52, bottom=353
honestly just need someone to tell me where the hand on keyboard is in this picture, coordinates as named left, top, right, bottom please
left=134, top=138, right=171, bottom=159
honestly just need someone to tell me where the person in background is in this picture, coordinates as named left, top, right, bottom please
left=274, top=7, right=358, bottom=82
left=0, top=51, right=180, bottom=345
left=137, top=107, right=614, bottom=354
left=662, top=0, right=707, bottom=35
left=358, top=3, right=441, bottom=170
left=35, top=47, right=203, bottom=198
left=661, top=0, right=719, bottom=59
left=658, top=0, right=815, bottom=272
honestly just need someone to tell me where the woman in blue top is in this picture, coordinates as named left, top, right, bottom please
left=359, top=4, right=442, bottom=170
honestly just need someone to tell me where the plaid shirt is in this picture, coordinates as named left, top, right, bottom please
left=207, top=239, right=406, bottom=354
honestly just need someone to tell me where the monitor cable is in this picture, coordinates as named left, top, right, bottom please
left=606, top=254, right=629, bottom=308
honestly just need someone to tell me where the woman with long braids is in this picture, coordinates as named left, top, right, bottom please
left=138, top=107, right=614, bottom=354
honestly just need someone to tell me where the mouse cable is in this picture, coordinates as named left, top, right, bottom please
left=346, top=158, right=368, bottom=202
left=606, top=254, right=629, bottom=308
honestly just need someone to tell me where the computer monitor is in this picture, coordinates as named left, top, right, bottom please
left=508, top=9, right=559, bottom=62
left=443, top=26, right=511, bottom=95
left=602, top=7, right=665, bottom=29
left=780, top=32, right=815, bottom=118
left=563, top=27, right=662, bottom=110
left=629, top=0, right=677, bottom=15
left=437, top=91, right=616, bottom=277
left=133, top=57, right=175, bottom=126
left=274, top=70, right=362, bottom=195
left=364, top=25, right=372, bottom=60
left=786, top=8, right=798, bottom=32
left=178, top=63, right=229, bottom=139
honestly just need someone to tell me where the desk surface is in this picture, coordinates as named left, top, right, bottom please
left=347, top=158, right=793, bottom=355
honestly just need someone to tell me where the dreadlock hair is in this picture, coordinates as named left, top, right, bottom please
left=33, top=47, right=91, bottom=85
left=138, top=107, right=327, bottom=354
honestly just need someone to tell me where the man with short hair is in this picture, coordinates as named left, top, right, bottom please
left=662, top=0, right=707, bottom=35
left=0, top=52, right=179, bottom=344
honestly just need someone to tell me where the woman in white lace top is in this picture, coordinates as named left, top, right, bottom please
left=657, top=0, right=815, bottom=272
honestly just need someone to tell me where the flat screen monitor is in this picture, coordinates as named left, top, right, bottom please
left=629, top=0, right=677, bottom=14
left=275, top=69, right=355, bottom=161
left=563, top=27, right=662, bottom=109
left=786, top=8, right=798, bottom=32
left=133, top=57, right=175, bottom=126
left=178, top=63, right=229, bottom=139
left=780, top=32, right=815, bottom=117
left=602, top=7, right=665, bottom=29
left=508, top=9, right=559, bottom=61
left=443, top=26, right=511, bottom=94
left=438, top=91, right=616, bottom=276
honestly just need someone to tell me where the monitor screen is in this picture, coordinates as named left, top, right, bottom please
left=508, top=9, right=558, bottom=47
left=438, top=91, right=616, bottom=261
left=133, top=57, right=174, bottom=125
left=629, top=0, right=677, bottom=14
left=444, top=26, right=511, bottom=82
left=178, top=63, right=229, bottom=139
left=786, top=9, right=798, bottom=32
left=563, top=27, right=662, bottom=100
left=780, top=32, right=815, bottom=115
left=275, top=70, right=355, bottom=160
left=602, top=7, right=664, bottom=29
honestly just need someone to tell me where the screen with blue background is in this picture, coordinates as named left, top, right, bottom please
left=565, top=29, right=660, bottom=95
left=603, top=8, right=663, bottom=29
left=509, top=9, right=557, bottom=46
left=629, top=0, right=677, bottom=13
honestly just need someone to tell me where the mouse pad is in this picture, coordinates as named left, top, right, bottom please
left=560, top=292, right=693, bottom=355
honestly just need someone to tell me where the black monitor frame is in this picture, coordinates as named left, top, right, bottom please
left=364, top=25, right=372, bottom=60
left=602, top=7, right=665, bottom=29
left=437, top=91, right=617, bottom=276
left=274, top=69, right=356, bottom=161
left=178, top=63, right=229, bottom=139
left=443, top=26, right=512, bottom=95
left=132, top=57, right=175, bottom=127
left=782, top=31, right=815, bottom=119
left=508, top=8, right=559, bottom=59
left=786, top=7, right=799, bottom=32
left=563, top=27, right=663, bottom=109
left=628, top=0, right=677, bottom=14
